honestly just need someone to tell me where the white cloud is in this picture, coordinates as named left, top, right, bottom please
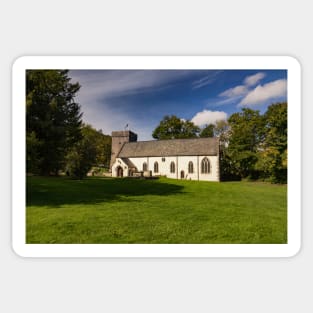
left=239, top=79, right=287, bottom=106
left=191, top=110, right=227, bottom=126
left=244, top=72, right=266, bottom=86
left=218, top=72, right=266, bottom=101
left=219, top=85, right=248, bottom=98
left=217, top=72, right=286, bottom=107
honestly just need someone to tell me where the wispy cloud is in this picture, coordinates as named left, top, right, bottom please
left=239, top=79, right=287, bottom=106
left=192, top=71, right=223, bottom=89
left=80, top=100, right=155, bottom=140
left=218, top=72, right=266, bottom=100
left=69, top=70, right=197, bottom=137
left=79, top=99, right=133, bottom=133
left=191, top=110, right=227, bottom=126
left=70, top=70, right=195, bottom=102
left=244, top=72, right=266, bottom=86
left=209, top=96, right=244, bottom=107
left=219, top=85, right=248, bottom=98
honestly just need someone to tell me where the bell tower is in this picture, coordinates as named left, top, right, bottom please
left=110, top=130, right=138, bottom=169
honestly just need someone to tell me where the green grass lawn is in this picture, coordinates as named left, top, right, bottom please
left=26, top=176, right=287, bottom=244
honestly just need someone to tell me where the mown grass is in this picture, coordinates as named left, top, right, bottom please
left=26, top=176, right=287, bottom=244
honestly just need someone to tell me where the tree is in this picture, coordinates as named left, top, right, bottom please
left=214, top=120, right=230, bottom=144
left=264, top=102, right=287, bottom=151
left=255, top=102, right=287, bottom=183
left=65, top=125, right=97, bottom=179
left=94, top=129, right=112, bottom=168
left=79, top=125, right=111, bottom=168
left=26, top=70, right=82, bottom=175
left=210, top=120, right=236, bottom=181
left=152, top=115, right=200, bottom=139
left=199, top=124, right=215, bottom=138
left=26, top=131, right=42, bottom=174
left=226, top=108, right=265, bottom=178
left=65, top=124, right=112, bottom=179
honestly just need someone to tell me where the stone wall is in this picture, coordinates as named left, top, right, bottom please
left=110, top=130, right=137, bottom=169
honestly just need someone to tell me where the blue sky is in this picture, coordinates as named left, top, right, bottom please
left=69, top=69, right=287, bottom=140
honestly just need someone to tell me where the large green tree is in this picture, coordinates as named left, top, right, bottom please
left=152, top=115, right=200, bottom=139
left=226, top=108, right=265, bottom=178
left=26, top=70, right=82, bottom=175
left=255, top=102, right=287, bottom=183
left=65, top=124, right=112, bottom=179
left=79, top=125, right=111, bottom=168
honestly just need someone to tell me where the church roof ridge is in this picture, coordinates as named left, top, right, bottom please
left=124, top=136, right=218, bottom=143
left=118, top=137, right=219, bottom=158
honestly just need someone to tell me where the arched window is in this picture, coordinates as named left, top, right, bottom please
left=143, top=162, right=147, bottom=171
left=201, top=157, right=210, bottom=174
left=154, top=162, right=159, bottom=173
left=188, top=161, right=194, bottom=174
left=170, top=161, right=175, bottom=173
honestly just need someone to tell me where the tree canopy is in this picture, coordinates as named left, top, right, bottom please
left=226, top=108, right=265, bottom=178
left=223, top=104, right=287, bottom=183
left=255, top=102, right=287, bottom=183
left=26, top=70, right=83, bottom=175
left=152, top=115, right=200, bottom=139
left=65, top=124, right=111, bottom=179
left=199, top=124, right=215, bottom=138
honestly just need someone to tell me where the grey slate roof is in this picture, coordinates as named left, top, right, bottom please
left=121, top=158, right=136, bottom=169
left=118, top=137, right=219, bottom=158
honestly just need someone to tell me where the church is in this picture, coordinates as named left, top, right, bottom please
left=110, top=130, right=220, bottom=181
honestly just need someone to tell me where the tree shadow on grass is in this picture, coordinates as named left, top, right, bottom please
left=27, top=176, right=185, bottom=208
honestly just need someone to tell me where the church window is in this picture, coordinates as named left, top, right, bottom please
left=143, top=162, right=147, bottom=171
left=170, top=161, right=175, bottom=173
left=188, top=161, right=194, bottom=174
left=154, top=162, right=159, bottom=173
left=201, top=157, right=210, bottom=174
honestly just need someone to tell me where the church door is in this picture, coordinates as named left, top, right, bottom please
left=180, top=170, right=185, bottom=179
left=117, top=166, right=123, bottom=177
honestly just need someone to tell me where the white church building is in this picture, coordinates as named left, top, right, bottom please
left=110, top=130, right=220, bottom=181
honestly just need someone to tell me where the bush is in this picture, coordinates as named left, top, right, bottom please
left=65, top=148, right=93, bottom=179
